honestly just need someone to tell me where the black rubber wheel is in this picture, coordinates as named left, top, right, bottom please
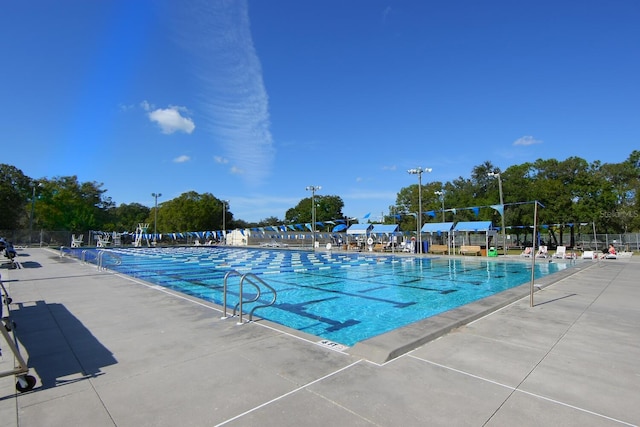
left=16, top=375, right=37, bottom=392
left=4, top=297, right=12, bottom=304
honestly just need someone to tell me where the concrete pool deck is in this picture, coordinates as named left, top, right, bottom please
left=1, top=248, right=638, bottom=426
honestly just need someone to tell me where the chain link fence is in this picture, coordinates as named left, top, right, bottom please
left=2, top=229, right=639, bottom=253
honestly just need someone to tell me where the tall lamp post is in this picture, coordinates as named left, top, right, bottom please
left=305, top=185, right=321, bottom=249
left=434, top=190, right=445, bottom=222
left=29, top=182, right=41, bottom=246
left=151, top=192, right=162, bottom=245
left=222, top=200, right=229, bottom=244
left=488, top=172, right=506, bottom=255
left=407, top=167, right=432, bottom=254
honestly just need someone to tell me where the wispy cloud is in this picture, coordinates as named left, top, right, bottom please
left=513, top=135, right=543, bottom=146
left=141, top=101, right=195, bottom=135
left=173, top=155, right=191, bottom=163
left=173, top=0, right=274, bottom=185
left=214, top=156, right=229, bottom=164
left=382, top=6, right=392, bottom=24
left=382, top=165, right=397, bottom=171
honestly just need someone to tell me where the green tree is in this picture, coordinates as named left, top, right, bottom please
left=257, top=216, right=282, bottom=227
left=154, top=191, right=226, bottom=232
left=284, top=195, right=344, bottom=227
left=111, top=203, right=151, bottom=231
left=597, top=155, right=639, bottom=233
left=0, top=164, right=31, bottom=229
left=35, top=176, right=111, bottom=232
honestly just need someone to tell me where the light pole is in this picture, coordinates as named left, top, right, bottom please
left=29, top=182, right=41, bottom=246
left=407, top=167, right=432, bottom=254
left=151, top=192, right=162, bottom=245
left=488, top=172, right=506, bottom=255
left=305, top=185, right=321, bottom=249
left=222, top=200, right=229, bottom=244
left=434, top=190, right=445, bottom=222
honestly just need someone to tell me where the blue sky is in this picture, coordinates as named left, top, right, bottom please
left=2, top=1, right=638, bottom=223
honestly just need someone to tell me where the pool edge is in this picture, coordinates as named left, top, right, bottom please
left=348, top=259, right=591, bottom=364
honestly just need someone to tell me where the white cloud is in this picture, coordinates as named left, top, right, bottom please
left=148, top=107, right=195, bottom=135
left=140, top=100, right=153, bottom=111
left=382, top=6, right=392, bottom=24
left=173, top=155, right=191, bottom=163
left=173, top=0, right=274, bottom=186
left=513, top=135, right=542, bottom=146
left=382, top=165, right=397, bottom=171
left=214, top=156, right=229, bottom=164
left=230, top=165, right=243, bottom=175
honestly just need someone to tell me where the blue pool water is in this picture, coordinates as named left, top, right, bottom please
left=79, top=247, right=568, bottom=346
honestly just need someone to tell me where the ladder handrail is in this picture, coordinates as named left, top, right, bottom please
left=233, top=274, right=263, bottom=325
left=96, top=250, right=122, bottom=270
left=244, top=273, right=277, bottom=322
left=222, top=270, right=277, bottom=324
left=221, top=270, right=242, bottom=319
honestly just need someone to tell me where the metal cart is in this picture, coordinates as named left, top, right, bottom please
left=0, top=274, right=36, bottom=392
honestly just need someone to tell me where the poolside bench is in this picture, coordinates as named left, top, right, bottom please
left=428, top=244, right=449, bottom=254
left=372, top=243, right=385, bottom=252
left=459, top=245, right=482, bottom=256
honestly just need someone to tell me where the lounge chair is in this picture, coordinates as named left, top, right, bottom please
left=403, top=241, right=415, bottom=253
left=536, top=245, right=549, bottom=258
left=520, top=247, right=532, bottom=257
left=96, top=234, right=111, bottom=247
left=582, top=251, right=595, bottom=259
left=552, top=246, right=566, bottom=259
left=71, top=234, right=83, bottom=248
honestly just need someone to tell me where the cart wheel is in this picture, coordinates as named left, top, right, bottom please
left=16, top=375, right=37, bottom=392
left=4, top=297, right=12, bottom=304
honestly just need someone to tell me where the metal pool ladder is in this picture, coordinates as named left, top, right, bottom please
left=221, top=270, right=277, bottom=325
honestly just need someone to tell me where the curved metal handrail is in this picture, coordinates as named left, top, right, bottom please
left=59, top=246, right=72, bottom=258
left=244, top=274, right=277, bottom=322
left=221, top=270, right=242, bottom=319
left=233, top=275, right=262, bottom=324
left=221, top=270, right=277, bottom=325
left=96, top=250, right=122, bottom=271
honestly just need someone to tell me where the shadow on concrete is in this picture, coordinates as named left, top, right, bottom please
left=9, top=300, right=117, bottom=390
left=16, top=261, right=42, bottom=269
left=534, top=293, right=578, bottom=306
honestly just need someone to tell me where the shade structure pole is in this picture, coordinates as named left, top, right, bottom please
left=530, top=201, right=539, bottom=307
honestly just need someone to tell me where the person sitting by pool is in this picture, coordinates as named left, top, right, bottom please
left=520, top=247, right=532, bottom=257
left=600, top=244, right=616, bottom=259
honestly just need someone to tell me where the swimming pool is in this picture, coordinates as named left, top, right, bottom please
left=80, top=247, right=569, bottom=346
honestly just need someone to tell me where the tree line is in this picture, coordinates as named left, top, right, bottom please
left=1, top=151, right=638, bottom=235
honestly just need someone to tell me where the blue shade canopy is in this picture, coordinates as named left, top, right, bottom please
left=421, top=222, right=454, bottom=233
left=371, top=224, right=400, bottom=235
left=346, top=224, right=374, bottom=235
left=332, top=224, right=347, bottom=232
left=453, top=221, right=493, bottom=232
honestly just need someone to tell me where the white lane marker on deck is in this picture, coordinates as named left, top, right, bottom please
left=214, top=360, right=363, bottom=427
left=410, top=356, right=636, bottom=427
